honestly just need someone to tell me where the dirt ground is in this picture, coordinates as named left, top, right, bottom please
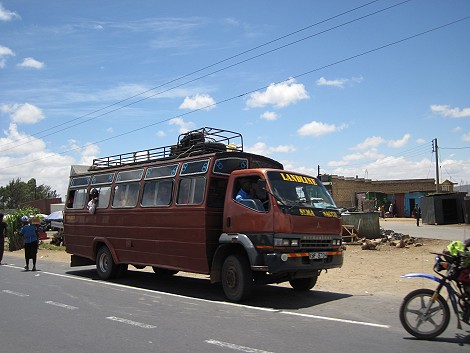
left=4, top=234, right=450, bottom=296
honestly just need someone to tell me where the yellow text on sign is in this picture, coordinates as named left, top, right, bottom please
left=280, top=173, right=317, bottom=185
left=299, top=208, right=315, bottom=216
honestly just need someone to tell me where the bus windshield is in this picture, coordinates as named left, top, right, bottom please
left=266, top=171, right=336, bottom=210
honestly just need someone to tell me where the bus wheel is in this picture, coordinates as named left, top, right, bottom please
left=152, top=267, right=178, bottom=278
left=96, top=246, right=118, bottom=280
left=289, top=275, right=318, bottom=291
left=221, top=254, right=253, bottom=302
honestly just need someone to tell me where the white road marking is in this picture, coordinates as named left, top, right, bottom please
left=205, top=339, right=274, bottom=353
left=45, top=301, right=78, bottom=310
left=280, top=311, right=390, bottom=328
left=2, top=289, right=29, bottom=297
left=106, top=316, right=156, bottom=329
left=3, top=264, right=390, bottom=329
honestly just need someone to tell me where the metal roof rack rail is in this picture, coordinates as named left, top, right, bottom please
left=90, top=127, right=243, bottom=170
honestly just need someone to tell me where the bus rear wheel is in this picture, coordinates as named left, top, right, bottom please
left=96, top=246, right=118, bottom=280
left=221, top=254, right=253, bottom=302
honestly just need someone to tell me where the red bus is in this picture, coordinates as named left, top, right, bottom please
left=64, top=127, right=343, bottom=301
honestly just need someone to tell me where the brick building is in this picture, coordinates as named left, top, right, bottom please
left=322, top=175, right=436, bottom=217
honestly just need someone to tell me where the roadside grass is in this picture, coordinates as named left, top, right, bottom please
left=39, top=242, right=65, bottom=251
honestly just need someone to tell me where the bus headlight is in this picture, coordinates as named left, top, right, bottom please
left=274, top=238, right=299, bottom=247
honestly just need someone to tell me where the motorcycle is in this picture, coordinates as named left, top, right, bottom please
left=399, top=247, right=470, bottom=339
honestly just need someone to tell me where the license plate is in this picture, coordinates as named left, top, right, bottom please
left=309, top=252, right=327, bottom=260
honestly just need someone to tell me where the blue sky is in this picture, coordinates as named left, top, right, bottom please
left=1, top=0, right=469, bottom=198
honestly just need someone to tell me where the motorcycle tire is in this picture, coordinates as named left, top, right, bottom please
left=399, top=288, right=450, bottom=340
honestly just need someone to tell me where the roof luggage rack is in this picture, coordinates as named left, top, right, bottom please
left=91, top=127, right=243, bottom=170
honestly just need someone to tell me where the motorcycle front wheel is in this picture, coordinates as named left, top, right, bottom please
left=399, top=288, right=450, bottom=340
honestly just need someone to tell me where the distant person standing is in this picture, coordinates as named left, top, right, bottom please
left=19, top=216, right=39, bottom=271
left=0, top=213, right=7, bottom=265
left=412, top=205, right=421, bottom=227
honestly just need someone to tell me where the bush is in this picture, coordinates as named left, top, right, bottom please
left=5, top=207, right=39, bottom=251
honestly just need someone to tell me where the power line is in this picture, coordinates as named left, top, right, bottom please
left=1, top=0, right=409, bottom=154
left=5, top=15, right=469, bottom=170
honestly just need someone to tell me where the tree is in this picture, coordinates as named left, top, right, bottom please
left=0, top=178, right=59, bottom=209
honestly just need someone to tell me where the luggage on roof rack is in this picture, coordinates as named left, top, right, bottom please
left=91, top=127, right=243, bottom=169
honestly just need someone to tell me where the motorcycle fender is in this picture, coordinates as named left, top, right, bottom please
left=401, top=272, right=442, bottom=283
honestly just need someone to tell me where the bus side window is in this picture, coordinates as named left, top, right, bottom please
left=177, top=177, right=205, bottom=205
left=113, top=182, right=139, bottom=208
left=97, top=186, right=111, bottom=208
left=67, top=189, right=87, bottom=209
left=142, top=180, right=173, bottom=207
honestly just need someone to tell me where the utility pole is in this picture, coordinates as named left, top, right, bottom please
left=432, top=138, right=439, bottom=192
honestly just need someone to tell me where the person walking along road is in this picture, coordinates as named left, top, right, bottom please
left=19, top=216, right=39, bottom=271
left=412, top=205, right=421, bottom=227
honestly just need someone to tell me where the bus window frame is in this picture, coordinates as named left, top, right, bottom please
left=145, top=164, right=179, bottom=180
left=67, top=188, right=88, bottom=209
left=212, top=157, right=248, bottom=176
left=112, top=182, right=141, bottom=208
left=176, top=176, right=206, bottom=205
left=94, top=186, right=112, bottom=209
left=180, top=159, right=210, bottom=176
left=141, top=179, right=174, bottom=207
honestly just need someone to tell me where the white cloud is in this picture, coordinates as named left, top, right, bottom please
left=1, top=103, right=45, bottom=124
left=169, top=118, right=194, bottom=133
left=246, top=142, right=296, bottom=156
left=416, top=138, right=426, bottom=144
left=388, top=133, right=411, bottom=148
left=297, top=121, right=348, bottom=137
left=260, top=111, right=278, bottom=121
left=0, top=45, right=15, bottom=68
left=0, top=3, right=20, bottom=21
left=246, top=78, right=309, bottom=108
left=431, top=104, right=470, bottom=118
left=0, top=127, right=97, bottom=198
left=17, top=57, right=45, bottom=69
left=316, top=77, right=347, bottom=88
left=79, top=143, right=100, bottom=165
left=316, top=76, right=363, bottom=88
left=353, top=136, right=385, bottom=150
left=179, top=94, right=216, bottom=111
left=0, top=123, right=46, bottom=154
left=462, top=132, right=470, bottom=142
left=328, top=148, right=384, bottom=167
left=156, top=130, right=166, bottom=137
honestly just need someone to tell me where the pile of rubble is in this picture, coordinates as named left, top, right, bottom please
left=358, top=228, right=423, bottom=250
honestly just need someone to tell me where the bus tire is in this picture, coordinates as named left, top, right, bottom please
left=96, top=246, right=118, bottom=280
left=289, top=275, right=318, bottom=291
left=221, top=254, right=253, bottom=302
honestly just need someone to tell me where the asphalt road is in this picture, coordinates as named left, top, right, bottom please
left=379, top=218, right=470, bottom=242
left=1, top=255, right=468, bottom=353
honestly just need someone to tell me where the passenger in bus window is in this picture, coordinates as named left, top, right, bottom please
left=87, top=188, right=99, bottom=214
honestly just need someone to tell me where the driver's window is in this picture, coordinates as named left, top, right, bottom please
left=233, top=177, right=269, bottom=212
